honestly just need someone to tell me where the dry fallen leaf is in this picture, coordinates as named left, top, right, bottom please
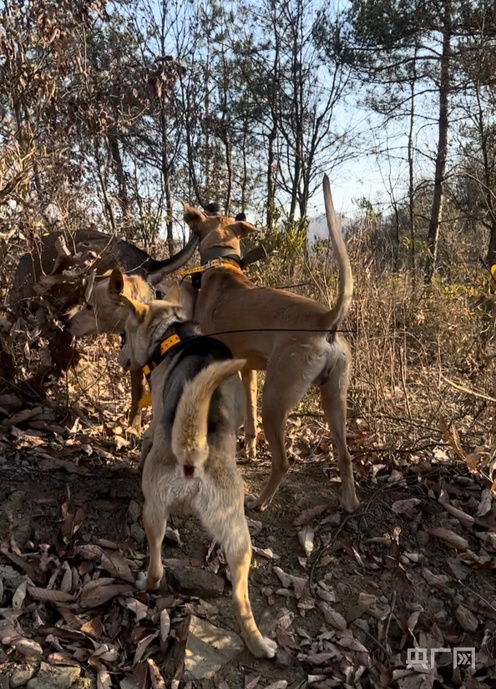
left=78, top=579, right=133, bottom=609
left=97, top=670, right=113, bottom=689
left=124, top=597, right=148, bottom=622
left=244, top=676, right=261, bottom=689
left=294, top=504, right=328, bottom=526
left=455, top=605, right=478, bottom=632
left=273, top=567, right=308, bottom=599
left=160, top=607, right=171, bottom=649
left=100, top=551, right=135, bottom=584
left=133, top=631, right=159, bottom=666
left=391, top=498, right=421, bottom=518
left=298, top=526, right=315, bottom=557
left=438, top=490, right=474, bottom=528
left=28, top=586, right=74, bottom=604
left=477, top=489, right=493, bottom=517
left=148, top=658, right=166, bottom=689
left=424, top=527, right=469, bottom=551
left=318, top=602, right=347, bottom=630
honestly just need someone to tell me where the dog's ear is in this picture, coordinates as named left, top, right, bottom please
left=231, top=220, right=259, bottom=239
left=182, top=202, right=205, bottom=230
left=119, top=294, right=148, bottom=323
left=162, top=281, right=193, bottom=322
left=109, top=268, right=125, bottom=296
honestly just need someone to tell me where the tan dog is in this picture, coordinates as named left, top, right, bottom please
left=181, top=176, right=359, bottom=513
left=66, top=273, right=162, bottom=426
left=113, top=271, right=277, bottom=659
left=66, top=274, right=157, bottom=338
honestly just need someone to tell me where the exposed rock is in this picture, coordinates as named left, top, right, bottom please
left=184, top=615, right=244, bottom=680
left=167, top=566, right=224, bottom=599
left=72, top=680, right=95, bottom=689
left=455, top=605, right=478, bottom=633
left=10, top=663, right=38, bottom=688
left=128, top=522, right=145, bottom=545
left=26, top=663, right=80, bottom=689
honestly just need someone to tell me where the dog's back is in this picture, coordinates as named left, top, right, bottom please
left=164, top=337, right=243, bottom=435
left=142, top=336, right=247, bottom=529
left=151, top=338, right=244, bottom=482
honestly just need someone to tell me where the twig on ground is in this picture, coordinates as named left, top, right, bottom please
left=441, top=375, right=496, bottom=403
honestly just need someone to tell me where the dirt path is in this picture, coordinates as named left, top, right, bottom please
left=1, top=428, right=496, bottom=689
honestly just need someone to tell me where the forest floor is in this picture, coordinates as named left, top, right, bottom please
left=0, top=366, right=496, bottom=689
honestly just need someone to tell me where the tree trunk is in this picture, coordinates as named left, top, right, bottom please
left=109, top=135, right=129, bottom=219
left=266, top=130, right=277, bottom=229
left=425, top=0, right=452, bottom=283
left=224, top=135, right=233, bottom=216
left=94, top=140, right=116, bottom=233
left=408, top=49, right=417, bottom=278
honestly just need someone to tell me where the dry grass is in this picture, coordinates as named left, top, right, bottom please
left=1, top=226, right=496, bottom=476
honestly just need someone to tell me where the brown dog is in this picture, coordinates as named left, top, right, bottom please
left=181, top=176, right=359, bottom=513
left=66, top=273, right=163, bottom=426
left=113, top=273, right=277, bottom=659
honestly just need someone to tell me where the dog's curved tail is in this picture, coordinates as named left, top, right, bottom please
left=321, top=174, right=354, bottom=332
left=171, top=359, right=247, bottom=471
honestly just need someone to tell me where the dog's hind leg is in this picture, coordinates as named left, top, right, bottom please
left=247, top=359, right=312, bottom=511
left=241, top=368, right=257, bottom=460
left=319, top=343, right=359, bottom=513
left=228, top=537, right=277, bottom=658
left=137, top=496, right=168, bottom=591
left=202, top=490, right=276, bottom=658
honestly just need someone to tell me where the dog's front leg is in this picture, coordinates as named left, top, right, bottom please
left=139, top=426, right=154, bottom=469
left=137, top=497, right=168, bottom=591
left=241, top=368, right=258, bottom=460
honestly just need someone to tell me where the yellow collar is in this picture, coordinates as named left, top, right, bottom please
left=142, top=333, right=181, bottom=378
left=138, top=324, right=196, bottom=409
left=177, top=257, right=241, bottom=277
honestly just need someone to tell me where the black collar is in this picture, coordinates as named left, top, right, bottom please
left=200, top=246, right=241, bottom=266
left=142, top=322, right=197, bottom=381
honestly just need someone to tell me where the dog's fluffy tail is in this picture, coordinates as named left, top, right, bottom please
left=171, top=359, right=247, bottom=469
left=321, top=174, right=353, bottom=331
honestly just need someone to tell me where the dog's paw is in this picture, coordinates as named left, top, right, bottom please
left=248, top=636, right=277, bottom=659
left=341, top=492, right=359, bottom=514
left=136, top=570, right=162, bottom=592
left=245, top=496, right=268, bottom=512
left=135, top=571, right=148, bottom=591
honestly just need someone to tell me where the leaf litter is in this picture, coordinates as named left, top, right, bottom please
left=1, top=404, right=496, bottom=686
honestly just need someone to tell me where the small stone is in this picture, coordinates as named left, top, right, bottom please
left=72, top=680, right=95, bottom=689
left=345, top=605, right=367, bottom=623
left=184, top=615, right=244, bottom=680
left=275, top=648, right=293, bottom=668
left=9, top=663, right=37, bottom=688
left=128, top=523, right=145, bottom=544
left=352, top=618, right=370, bottom=633
left=417, top=532, right=429, bottom=547
left=446, top=558, right=470, bottom=581
left=26, top=663, right=80, bottom=689
left=358, top=593, right=377, bottom=609
left=455, top=605, right=478, bottom=633
left=167, top=566, right=224, bottom=599
left=127, top=500, right=141, bottom=522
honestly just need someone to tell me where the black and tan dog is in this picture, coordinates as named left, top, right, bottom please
left=112, top=269, right=277, bottom=659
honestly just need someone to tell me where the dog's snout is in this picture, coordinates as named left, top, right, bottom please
left=183, top=464, right=195, bottom=478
